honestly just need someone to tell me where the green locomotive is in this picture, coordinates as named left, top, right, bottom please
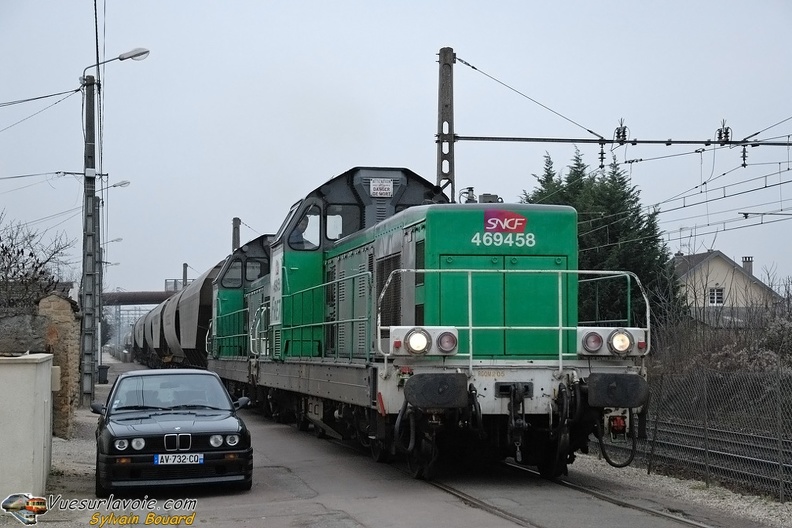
left=201, top=166, right=650, bottom=478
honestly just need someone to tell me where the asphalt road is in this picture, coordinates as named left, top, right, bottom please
left=2, top=356, right=775, bottom=528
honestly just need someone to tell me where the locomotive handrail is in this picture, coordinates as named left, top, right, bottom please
left=279, top=270, right=373, bottom=361
left=215, top=307, right=248, bottom=358
left=376, top=268, right=651, bottom=377
left=250, top=305, right=264, bottom=357
left=578, top=273, right=635, bottom=326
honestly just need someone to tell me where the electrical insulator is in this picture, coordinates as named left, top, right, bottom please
left=460, top=187, right=477, bottom=203
left=741, top=146, right=747, bottom=168
left=615, top=119, right=628, bottom=143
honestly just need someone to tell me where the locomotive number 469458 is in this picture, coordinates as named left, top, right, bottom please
left=470, top=232, right=536, bottom=247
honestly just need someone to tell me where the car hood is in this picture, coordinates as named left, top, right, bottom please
left=106, top=412, right=243, bottom=436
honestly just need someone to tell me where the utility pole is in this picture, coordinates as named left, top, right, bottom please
left=436, top=47, right=456, bottom=202
left=232, top=217, right=241, bottom=251
left=80, top=74, right=99, bottom=405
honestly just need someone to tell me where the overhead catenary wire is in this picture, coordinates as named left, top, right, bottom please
left=455, top=55, right=606, bottom=141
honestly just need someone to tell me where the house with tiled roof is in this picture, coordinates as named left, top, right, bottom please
left=674, top=250, right=784, bottom=327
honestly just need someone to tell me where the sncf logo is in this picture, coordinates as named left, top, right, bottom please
left=484, top=210, right=527, bottom=233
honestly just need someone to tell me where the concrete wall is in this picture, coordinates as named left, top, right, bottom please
left=0, top=354, right=53, bottom=498
left=0, top=293, right=80, bottom=438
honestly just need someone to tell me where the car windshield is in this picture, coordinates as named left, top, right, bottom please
left=110, top=373, right=233, bottom=413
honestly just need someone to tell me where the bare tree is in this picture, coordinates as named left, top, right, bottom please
left=0, top=212, right=75, bottom=314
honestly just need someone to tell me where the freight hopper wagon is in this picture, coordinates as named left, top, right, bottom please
left=206, top=166, right=651, bottom=479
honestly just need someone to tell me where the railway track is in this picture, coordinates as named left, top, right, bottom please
left=414, top=460, right=722, bottom=528
left=593, top=420, right=792, bottom=499
left=503, top=462, right=719, bottom=528
left=310, top=422, right=758, bottom=527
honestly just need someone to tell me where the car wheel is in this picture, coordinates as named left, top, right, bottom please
left=95, top=457, right=110, bottom=498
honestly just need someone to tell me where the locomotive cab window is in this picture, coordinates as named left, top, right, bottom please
left=246, top=259, right=267, bottom=281
left=221, top=259, right=243, bottom=288
left=289, top=205, right=321, bottom=250
left=326, top=204, right=361, bottom=241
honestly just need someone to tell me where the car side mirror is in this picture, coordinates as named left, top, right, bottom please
left=90, top=401, right=106, bottom=415
left=234, top=396, right=251, bottom=410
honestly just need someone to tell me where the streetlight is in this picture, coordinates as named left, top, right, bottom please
left=80, top=48, right=148, bottom=405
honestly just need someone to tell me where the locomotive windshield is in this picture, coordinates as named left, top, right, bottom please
left=289, top=204, right=321, bottom=250
left=274, top=201, right=301, bottom=242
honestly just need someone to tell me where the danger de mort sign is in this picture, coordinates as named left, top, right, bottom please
left=369, top=178, right=393, bottom=197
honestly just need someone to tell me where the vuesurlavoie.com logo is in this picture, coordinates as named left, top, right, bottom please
left=1, top=493, right=48, bottom=525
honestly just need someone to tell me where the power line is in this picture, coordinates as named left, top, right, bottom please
left=0, top=88, right=80, bottom=108
left=0, top=171, right=66, bottom=182
left=0, top=90, right=80, bottom=134
left=580, top=215, right=792, bottom=253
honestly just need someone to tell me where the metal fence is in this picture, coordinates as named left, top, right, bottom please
left=593, top=368, right=792, bottom=502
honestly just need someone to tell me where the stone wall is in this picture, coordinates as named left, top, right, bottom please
left=0, top=293, right=80, bottom=438
left=37, top=293, right=80, bottom=439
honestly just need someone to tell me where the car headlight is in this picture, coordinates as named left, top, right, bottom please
left=226, top=434, right=240, bottom=447
left=404, top=328, right=431, bottom=355
left=114, top=439, right=129, bottom=451
left=608, top=329, right=634, bottom=356
left=131, top=438, right=146, bottom=450
left=210, top=435, right=223, bottom=448
left=436, top=331, right=457, bottom=353
left=582, top=332, right=603, bottom=353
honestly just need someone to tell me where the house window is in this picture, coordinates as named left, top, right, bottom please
left=708, top=287, right=724, bottom=306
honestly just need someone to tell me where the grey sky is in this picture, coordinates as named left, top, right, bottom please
left=2, top=2, right=791, bottom=293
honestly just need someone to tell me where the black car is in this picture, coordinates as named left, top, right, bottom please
left=91, top=369, right=252, bottom=497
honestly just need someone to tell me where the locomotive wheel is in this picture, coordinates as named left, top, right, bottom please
left=258, top=388, right=272, bottom=418
left=314, top=424, right=327, bottom=439
left=296, top=413, right=310, bottom=432
left=538, top=430, right=570, bottom=479
left=269, top=399, right=288, bottom=424
left=406, top=437, right=437, bottom=480
left=370, top=438, right=392, bottom=463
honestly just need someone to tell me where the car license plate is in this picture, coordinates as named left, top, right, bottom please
left=155, top=453, right=204, bottom=465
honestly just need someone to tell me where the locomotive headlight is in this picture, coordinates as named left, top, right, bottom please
left=608, top=329, right=634, bottom=355
left=582, top=332, right=603, bottom=353
left=405, top=328, right=431, bottom=355
left=437, top=331, right=458, bottom=353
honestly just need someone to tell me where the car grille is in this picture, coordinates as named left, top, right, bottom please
left=163, top=433, right=191, bottom=451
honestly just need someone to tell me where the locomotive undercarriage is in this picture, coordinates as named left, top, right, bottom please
left=233, top=370, right=636, bottom=480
